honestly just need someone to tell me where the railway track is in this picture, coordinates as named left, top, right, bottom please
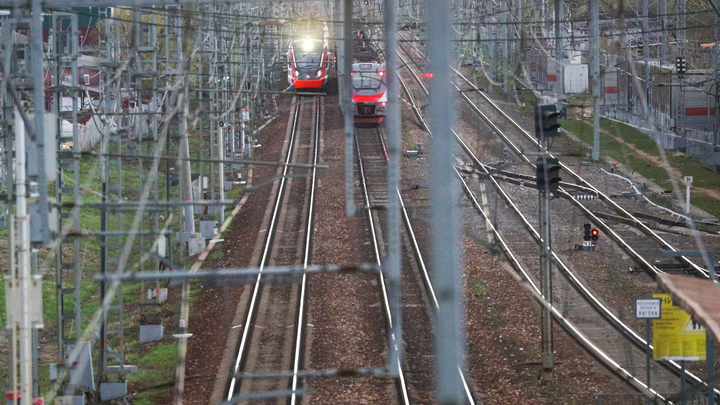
left=356, top=124, right=478, bottom=403
left=394, top=33, right=719, bottom=401
left=450, top=67, right=710, bottom=279
left=225, top=96, right=321, bottom=402
left=354, top=126, right=411, bottom=405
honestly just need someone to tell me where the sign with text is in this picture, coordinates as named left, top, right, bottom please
left=635, top=298, right=661, bottom=319
left=652, top=293, right=706, bottom=361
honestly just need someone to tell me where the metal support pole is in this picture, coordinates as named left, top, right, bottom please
left=501, top=4, right=508, bottom=94
left=487, top=0, right=494, bottom=94
left=677, top=0, right=687, bottom=141
left=343, top=0, right=356, bottom=216
left=646, top=318, right=651, bottom=405
left=709, top=255, right=716, bottom=405
left=554, top=0, right=563, bottom=98
left=31, top=250, right=38, bottom=399
left=384, top=0, right=402, bottom=376
left=539, top=146, right=554, bottom=382
left=661, top=0, right=668, bottom=64
left=643, top=0, right=650, bottom=120
left=219, top=123, right=225, bottom=224
left=180, top=90, right=196, bottom=235
left=590, top=0, right=600, bottom=161
left=427, top=0, right=467, bottom=401
left=15, top=106, right=32, bottom=405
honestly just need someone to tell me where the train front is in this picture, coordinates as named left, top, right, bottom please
left=352, top=62, right=386, bottom=127
left=288, top=38, right=328, bottom=91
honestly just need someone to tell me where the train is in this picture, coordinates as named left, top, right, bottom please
left=287, top=22, right=330, bottom=91
left=351, top=31, right=386, bottom=127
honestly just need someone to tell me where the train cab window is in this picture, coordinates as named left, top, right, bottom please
left=292, top=39, right=324, bottom=69
left=352, top=72, right=383, bottom=89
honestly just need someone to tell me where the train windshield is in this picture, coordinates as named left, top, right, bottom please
left=292, top=39, right=324, bottom=69
left=352, top=72, right=383, bottom=89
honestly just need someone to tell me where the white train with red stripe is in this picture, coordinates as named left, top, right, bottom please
left=352, top=61, right=386, bottom=126
left=350, top=30, right=386, bottom=127
left=287, top=23, right=330, bottom=91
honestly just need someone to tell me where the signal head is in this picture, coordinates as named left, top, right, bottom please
left=591, top=229, right=599, bottom=241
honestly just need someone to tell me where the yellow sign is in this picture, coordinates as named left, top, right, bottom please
left=653, top=293, right=706, bottom=360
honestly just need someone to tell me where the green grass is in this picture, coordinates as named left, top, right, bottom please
left=207, top=250, right=223, bottom=262
left=0, top=143, right=193, bottom=398
left=127, top=343, right=178, bottom=386
left=468, top=277, right=490, bottom=297
left=559, top=118, right=720, bottom=220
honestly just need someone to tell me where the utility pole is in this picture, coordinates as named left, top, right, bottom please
left=179, top=95, right=196, bottom=238
left=714, top=14, right=720, bottom=153
left=677, top=0, right=687, bottom=145
left=502, top=3, right=509, bottom=94
left=643, top=0, right=651, bottom=125
left=15, top=106, right=33, bottom=405
left=488, top=0, right=495, bottom=94
left=590, top=0, right=600, bottom=161
left=554, top=0, right=563, bottom=98
left=661, top=0, right=668, bottom=64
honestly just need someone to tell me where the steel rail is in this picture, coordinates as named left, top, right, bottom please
left=451, top=67, right=709, bottom=279
left=395, top=48, right=663, bottom=278
left=376, top=127, right=476, bottom=404
left=451, top=86, right=664, bottom=278
left=289, top=97, right=321, bottom=405
left=393, top=44, right=717, bottom=397
left=395, top=41, right=707, bottom=278
left=453, top=165, right=669, bottom=403
left=395, top=50, right=662, bottom=398
left=354, top=129, right=411, bottom=405
left=226, top=96, right=306, bottom=399
left=445, top=72, right=720, bottom=394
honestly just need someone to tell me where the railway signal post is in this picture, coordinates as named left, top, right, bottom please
left=534, top=102, right=562, bottom=382
left=635, top=297, right=662, bottom=405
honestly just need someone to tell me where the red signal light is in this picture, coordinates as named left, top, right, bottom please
left=378, top=71, right=385, bottom=77
left=592, top=229, right=598, bottom=236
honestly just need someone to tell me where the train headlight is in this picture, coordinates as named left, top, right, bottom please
left=316, top=69, right=322, bottom=77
